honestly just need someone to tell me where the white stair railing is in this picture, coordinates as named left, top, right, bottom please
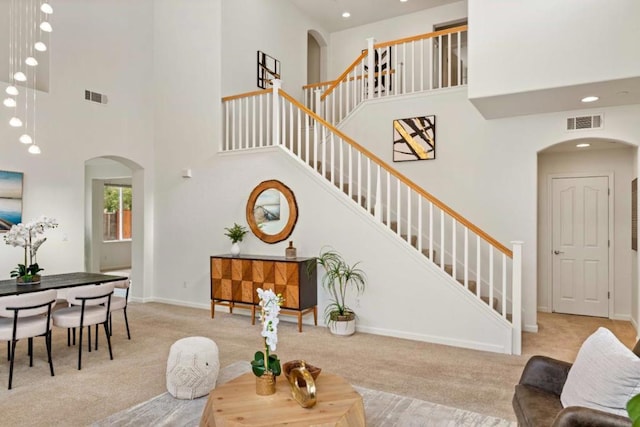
left=220, top=84, right=521, bottom=355
left=311, top=25, right=467, bottom=126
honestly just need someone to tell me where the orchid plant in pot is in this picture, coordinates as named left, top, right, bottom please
left=3, top=216, right=58, bottom=284
left=251, top=288, right=284, bottom=395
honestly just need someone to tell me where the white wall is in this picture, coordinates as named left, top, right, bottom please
left=336, top=87, right=640, bottom=330
left=328, top=1, right=467, bottom=77
left=154, top=147, right=513, bottom=353
left=221, top=0, right=328, bottom=97
left=0, top=0, right=154, bottom=283
left=537, top=146, right=635, bottom=319
left=151, top=0, right=222, bottom=302
left=468, top=0, right=640, bottom=99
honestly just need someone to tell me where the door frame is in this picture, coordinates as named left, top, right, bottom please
left=546, top=172, right=615, bottom=317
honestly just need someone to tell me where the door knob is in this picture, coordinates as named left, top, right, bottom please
left=553, top=250, right=564, bottom=255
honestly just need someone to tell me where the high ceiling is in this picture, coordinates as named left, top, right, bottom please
left=288, top=0, right=459, bottom=32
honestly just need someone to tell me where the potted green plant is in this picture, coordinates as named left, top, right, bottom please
left=311, top=248, right=367, bottom=336
left=224, top=223, right=248, bottom=256
left=627, top=393, right=640, bottom=425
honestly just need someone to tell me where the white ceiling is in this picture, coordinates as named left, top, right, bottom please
left=288, top=0, right=459, bottom=32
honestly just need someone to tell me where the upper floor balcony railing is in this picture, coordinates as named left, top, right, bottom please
left=303, top=25, right=468, bottom=126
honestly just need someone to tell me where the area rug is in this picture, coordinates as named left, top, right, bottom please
left=94, top=362, right=515, bottom=427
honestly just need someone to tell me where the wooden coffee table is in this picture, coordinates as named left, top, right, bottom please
left=199, top=371, right=365, bottom=427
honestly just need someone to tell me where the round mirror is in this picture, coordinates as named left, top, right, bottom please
left=246, top=180, right=298, bottom=244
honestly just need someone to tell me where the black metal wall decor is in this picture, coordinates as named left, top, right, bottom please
left=363, top=46, right=392, bottom=94
left=257, top=51, right=281, bottom=89
left=392, top=115, right=436, bottom=162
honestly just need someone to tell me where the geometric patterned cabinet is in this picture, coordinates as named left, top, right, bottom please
left=210, top=254, right=317, bottom=332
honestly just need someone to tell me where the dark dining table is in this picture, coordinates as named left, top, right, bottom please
left=0, top=272, right=128, bottom=297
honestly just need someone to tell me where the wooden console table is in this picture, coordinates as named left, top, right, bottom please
left=210, top=254, right=317, bottom=332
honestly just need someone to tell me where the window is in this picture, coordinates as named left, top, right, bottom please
left=103, top=185, right=132, bottom=241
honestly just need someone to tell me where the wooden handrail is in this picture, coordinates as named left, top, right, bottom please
left=321, top=25, right=467, bottom=101
left=375, top=25, right=468, bottom=49
left=303, top=70, right=395, bottom=92
left=221, top=88, right=272, bottom=102
left=321, top=51, right=367, bottom=101
left=279, top=89, right=512, bottom=258
left=302, top=80, right=337, bottom=90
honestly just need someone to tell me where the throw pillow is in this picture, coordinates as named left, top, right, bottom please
left=561, top=327, right=640, bottom=416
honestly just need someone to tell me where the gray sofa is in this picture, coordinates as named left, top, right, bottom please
left=512, top=341, right=640, bottom=427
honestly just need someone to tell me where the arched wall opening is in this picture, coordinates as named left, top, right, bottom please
left=84, top=155, right=149, bottom=301
left=307, top=29, right=327, bottom=84
left=537, top=137, right=638, bottom=322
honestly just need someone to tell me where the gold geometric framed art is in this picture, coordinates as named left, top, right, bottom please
left=392, top=115, right=436, bottom=162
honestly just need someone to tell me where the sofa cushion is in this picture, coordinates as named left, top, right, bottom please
left=514, top=383, right=564, bottom=427
left=561, top=327, right=640, bottom=417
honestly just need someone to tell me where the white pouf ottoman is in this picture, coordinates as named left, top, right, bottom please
left=166, top=336, right=220, bottom=399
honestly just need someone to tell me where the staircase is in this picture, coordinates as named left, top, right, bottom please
left=219, top=26, right=522, bottom=355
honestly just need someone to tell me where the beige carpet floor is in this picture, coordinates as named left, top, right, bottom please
left=0, top=302, right=635, bottom=425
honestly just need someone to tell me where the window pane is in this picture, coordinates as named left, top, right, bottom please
left=103, top=185, right=132, bottom=241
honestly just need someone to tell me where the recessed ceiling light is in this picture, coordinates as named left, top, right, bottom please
left=576, top=143, right=591, bottom=148
left=581, top=96, right=599, bottom=103
left=400, top=0, right=408, bottom=2
left=342, top=11, right=351, bottom=18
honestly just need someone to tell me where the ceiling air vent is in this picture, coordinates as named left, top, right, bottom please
left=84, top=89, right=108, bottom=105
left=566, top=114, right=603, bottom=131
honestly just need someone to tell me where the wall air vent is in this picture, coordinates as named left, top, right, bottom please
left=566, top=114, right=603, bottom=131
left=84, top=89, right=108, bottom=105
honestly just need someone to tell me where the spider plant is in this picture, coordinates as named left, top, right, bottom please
left=310, top=248, right=367, bottom=324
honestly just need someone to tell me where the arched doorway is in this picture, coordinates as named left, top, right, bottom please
left=537, top=138, right=637, bottom=319
left=307, top=30, right=327, bottom=84
left=84, top=155, right=149, bottom=302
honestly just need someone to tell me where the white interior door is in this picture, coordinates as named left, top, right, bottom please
left=552, top=176, right=609, bottom=317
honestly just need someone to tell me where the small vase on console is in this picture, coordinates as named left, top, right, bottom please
left=230, top=242, right=240, bottom=257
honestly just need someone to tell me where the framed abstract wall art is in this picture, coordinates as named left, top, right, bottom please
left=392, top=115, right=436, bottom=162
left=257, top=51, right=281, bottom=89
left=0, top=170, right=23, bottom=232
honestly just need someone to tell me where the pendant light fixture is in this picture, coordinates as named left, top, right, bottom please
left=5, top=0, right=53, bottom=155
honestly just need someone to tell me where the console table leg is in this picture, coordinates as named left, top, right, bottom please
left=297, top=312, right=303, bottom=333
left=211, top=301, right=215, bottom=319
left=313, top=306, right=318, bottom=325
left=251, top=305, right=256, bottom=325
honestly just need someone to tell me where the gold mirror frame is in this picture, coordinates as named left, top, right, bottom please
left=246, top=180, right=298, bottom=244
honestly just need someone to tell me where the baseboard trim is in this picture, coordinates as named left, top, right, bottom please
left=611, top=314, right=631, bottom=321
left=523, top=323, right=538, bottom=333
left=356, top=324, right=508, bottom=354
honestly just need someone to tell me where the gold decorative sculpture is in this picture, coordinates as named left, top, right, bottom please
left=287, top=360, right=317, bottom=408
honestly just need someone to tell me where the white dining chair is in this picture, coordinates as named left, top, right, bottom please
left=52, top=282, right=114, bottom=370
left=110, top=279, right=131, bottom=340
left=0, top=289, right=57, bottom=389
left=94, top=279, right=131, bottom=351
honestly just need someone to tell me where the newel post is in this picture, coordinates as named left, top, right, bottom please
left=271, top=79, right=281, bottom=145
left=511, top=241, right=523, bottom=355
left=366, top=37, right=375, bottom=100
